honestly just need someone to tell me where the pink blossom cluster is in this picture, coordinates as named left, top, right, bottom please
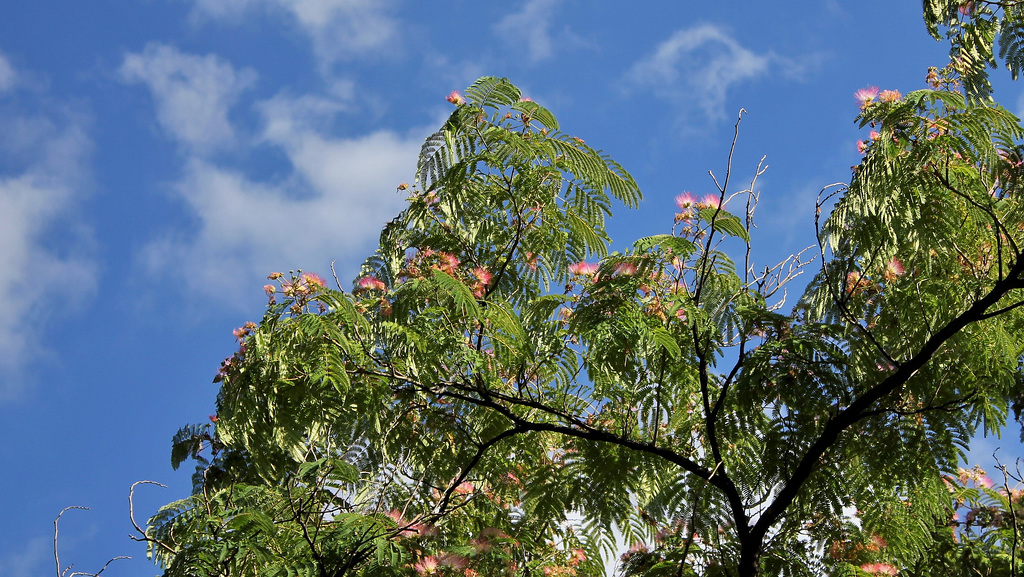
left=386, top=509, right=437, bottom=539
left=859, top=563, right=898, bottom=576
left=568, top=261, right=599, bottom=276
left=355, top=275, right=386, bottom=292
left=854, top=86, right=901, bottom=113
left=404, top=248, right=460, bottom=280
left=263, top=271, right=329, bottom=313
left=470, top=266, right=493, bottom=298
left=957, top=465, right=994, bottom=489
left=883, top=257, right=905, bottom=282
left=214, top=320, right=260, bottom=383
left=446, top=90, right=466, bottom=106
left=674, top=192, right=722, bottom=222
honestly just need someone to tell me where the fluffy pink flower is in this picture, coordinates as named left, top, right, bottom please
left=855, top=86, right=879, bottom=109
left=675, top=192, right=697, bottom=210
left=446, top=90, right=466, bottom=105
left=858, top=140, right=869, bottom=154
left=614, top=262, right=638, bottom=276
left=568, top=261, right=599, bottom=276
left=455, top=481, right=475, bottom=495
left=414, top=556, right=440, bottom=575
left=959, top=1, right=975, bottom=16
left=870, top=130, right=881, bottom=141
left=301, top=272, right=326, bottom=290
left=472, top=267, right=492, bottom=285
left=878, top=89, right=902, bottom=103
left=263, top=284, right=276, bottom=296
left=885, top=257, right=905, bottom=281
left=356, top=276, right=387, bottom=291
left=520, top=96, right=532, bottom=102
left=437, top=252, right=460, bottom=274
left=860, top=563, right=898, bottom=576
left=846, top=270, right=870, bottom=294
left=698, top=194, right=721, bottom=209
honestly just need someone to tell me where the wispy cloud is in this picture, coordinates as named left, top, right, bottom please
left=0, top=537, right=48, bottom=577
left=494, top=0, right=563, bottom=62
left=187, top=0, right=399, bottom=70
left=0, top=49, right=16, bottom=93
left=0, top=55, right=95, bottom=400
left=626, top=24, right=805, bottom=125
left=124, top=46, right=422, bottom=303
left=120, top=43, right=257, bottom=153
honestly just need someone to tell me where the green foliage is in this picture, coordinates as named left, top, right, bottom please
left=924, top=0, right=1024, bottom=101
left=145, top=73, right=1024, bottom=577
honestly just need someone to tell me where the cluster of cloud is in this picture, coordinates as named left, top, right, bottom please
left=0, top=7, right=809, bottom=398
left=493, top=0, right=564, bottom=62
left=186, top=0, right=398, bottom=71
left=120, top=43, right=421, bottom=303
left=626, top=23, right=807, bottom=126
left=0, top=49, right=96, bottom=399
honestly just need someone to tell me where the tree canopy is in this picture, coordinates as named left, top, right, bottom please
left=133, top=6, right=1024, bottom=577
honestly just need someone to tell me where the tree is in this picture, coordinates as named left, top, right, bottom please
left=139, top=16, right=1024, bottom=577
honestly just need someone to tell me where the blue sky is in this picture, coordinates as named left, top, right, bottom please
left=1, top=1, right=1020, bottom=575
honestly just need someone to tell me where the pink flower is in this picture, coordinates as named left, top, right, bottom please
left=858, top=140, right=869, bottom=154
left=614, top=262, right=637, bottom=276
left=675, top=192, right=697, bottom=210
left=267, top=272, right=284, bottom=280
left=436, top=252, right=460, bottom=274
left=885, top=258, right=905, bottom=281
left=455, top=481, right=475, bottom=495
left=977, top=475, right=993, bottom=489
left=869, top=130, right=881, bottom=141
left=413, top=556, right=440, bottom=575
left=525, top=251, right=538, bottom=272
left=301, top=272, right=326, bottom=290
left=446, top=90, right=466, bottom=105
left=698, top=194, right=721, bottom=209
left=520, top=96, right=532, bottom=102
left=568, top=261, right=599, bottom=276
left=846, top=270, right=870, bottom=294
left=860, top=563, right=898, bottom=576
left=959, top=1, right=974, bottom=16
left=855, top=86, right=879, bottom=109
left=263, top=284, right=276, bottom=296
left=878, top=89, right=902, bottom=103
left=472, top=267, right=492, bottom=285
left=356, top=276, right=387, bottom=292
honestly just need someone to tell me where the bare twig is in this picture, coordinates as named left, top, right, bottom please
left=128, top=480, right=178, bottom=555
left=54, top=506, right=129, bottom=577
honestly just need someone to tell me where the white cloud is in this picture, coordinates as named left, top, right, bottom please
left=129, top=50, right=423, bottom=303
left=494, top=0, right=562, bottom=62
left=627, top=24, right=800, bottom=124
left=0, top=537, right=48, bottom=577
left=187, top=0, right=398, bottom=68
left=0, top=49, right=16, bottom=93
left=0, top=92, right=94, bottom=400
left=120, top=43, right=256, bottom=152
left=142, top=128, right=420, bottom=302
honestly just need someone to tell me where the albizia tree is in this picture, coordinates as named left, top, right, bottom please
left=138, top=9, right=1024, bottom=576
